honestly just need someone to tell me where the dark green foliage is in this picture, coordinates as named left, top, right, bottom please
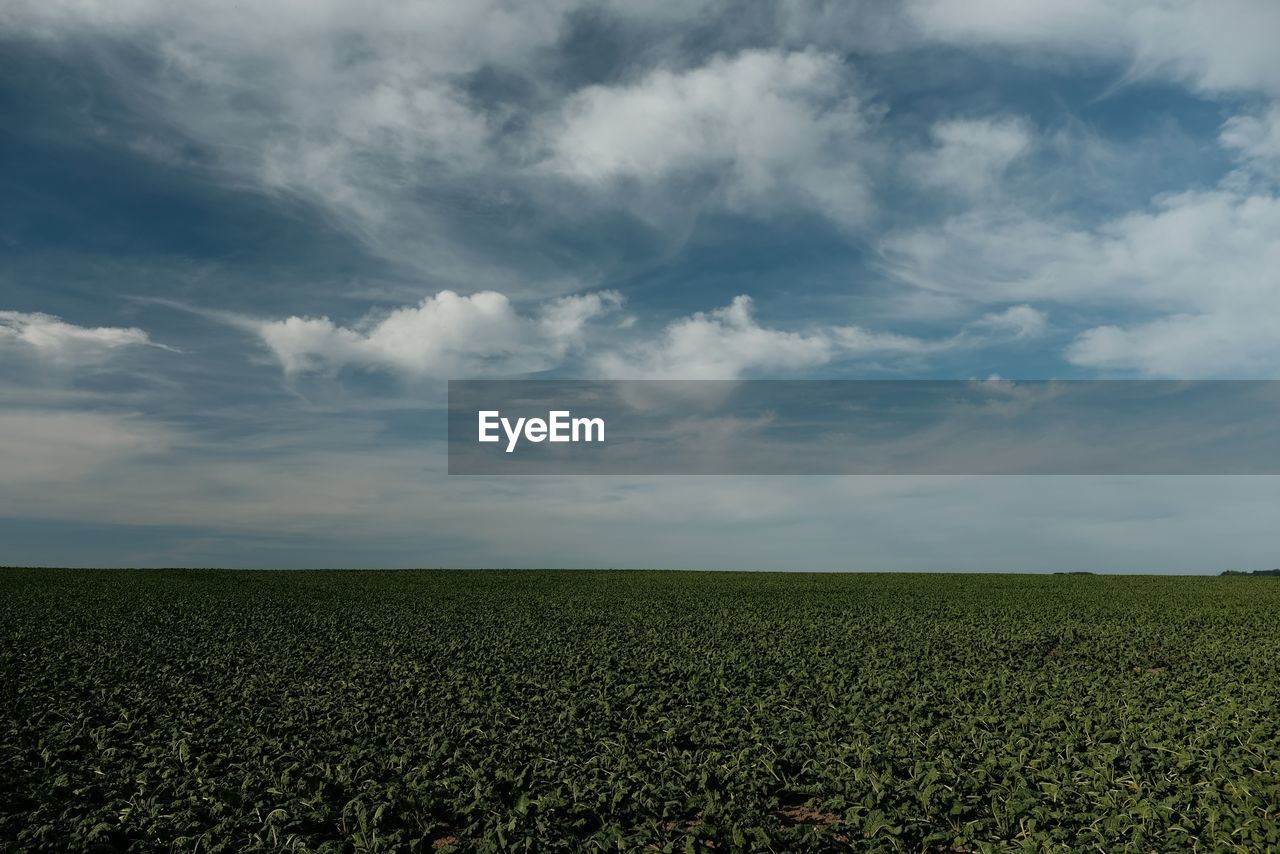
left=3, top=569, right=1279, bottom=852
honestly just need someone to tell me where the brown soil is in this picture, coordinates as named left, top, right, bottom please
left=777, top=803, right=841, bottom=827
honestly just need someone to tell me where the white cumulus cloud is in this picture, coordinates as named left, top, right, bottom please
left=884, top=186, right=1280, bottom=377
left=254, top=289, right=622, bottom=378
left=595, top=296, right=834, bottom=380
left=547, top=49, right=878, bottom=228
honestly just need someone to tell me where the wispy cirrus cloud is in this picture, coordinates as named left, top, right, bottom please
left=905, top=117, right=1033, bottom=199
left=904, top=0, right=1280, bottom=96
left=594, top=296, right=1047, bottom=379
left=0, top=409, right=174, bottom=489
left=1221, top=103, right=1280, bottom=181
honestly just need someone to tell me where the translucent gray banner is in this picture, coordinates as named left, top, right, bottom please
left=447, top=380, right=1280, bottom=475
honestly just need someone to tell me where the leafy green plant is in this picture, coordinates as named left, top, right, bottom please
left=3, top=569, right=1279, bottom=851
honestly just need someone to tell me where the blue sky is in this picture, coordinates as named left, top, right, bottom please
left=2, top=0, right=1279, bottom=570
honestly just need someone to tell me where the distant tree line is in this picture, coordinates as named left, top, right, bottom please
left=1220, top=568, right=1280, bottom=576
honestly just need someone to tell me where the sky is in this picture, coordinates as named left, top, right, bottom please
left=2, top=0, right=1279, bottom=571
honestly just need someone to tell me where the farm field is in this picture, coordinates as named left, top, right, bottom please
left=3, top=569, right=1279, bottom=852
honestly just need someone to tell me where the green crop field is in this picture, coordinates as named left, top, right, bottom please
left=3, top=569, right=1279, bottom=852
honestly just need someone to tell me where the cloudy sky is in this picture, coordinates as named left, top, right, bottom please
left=3, top=0, right=1279, bottom=571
